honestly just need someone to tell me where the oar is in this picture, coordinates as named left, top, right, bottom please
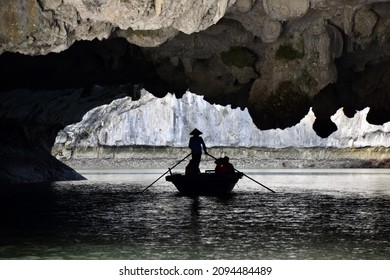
left=140, top=153, right=192, bottom=193
left=207, top=153, right=276, bottom=193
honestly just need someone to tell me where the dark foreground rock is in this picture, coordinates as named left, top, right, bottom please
left=0, top=145, right=85, bottom=184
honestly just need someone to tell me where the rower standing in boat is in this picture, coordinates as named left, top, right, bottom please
left=188, top=128, right=208, bottom=168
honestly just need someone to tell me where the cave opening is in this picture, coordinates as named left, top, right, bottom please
left=1, top=29, right=390, bottom=183
left=0, top=38, right=162, bottom=93
left=0, top=38, right=173, bottom=183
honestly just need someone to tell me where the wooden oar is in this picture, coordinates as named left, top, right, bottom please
left=206, top=153, right=276, bottom=193
left=140, top=153, right=192, bottom=193
left=239, top=172, right=276, bottom=193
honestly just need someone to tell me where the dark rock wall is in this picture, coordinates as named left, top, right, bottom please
left=0, top=42, right=148, bottom=183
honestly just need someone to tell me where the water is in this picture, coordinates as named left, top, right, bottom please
left=1, top=169, right=390, bottom=259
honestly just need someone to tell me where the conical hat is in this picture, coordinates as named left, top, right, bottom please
left=190, top=128, right=203, bottom=135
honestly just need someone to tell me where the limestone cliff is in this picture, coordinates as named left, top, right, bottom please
left=53, top=90, right=390, bottom=158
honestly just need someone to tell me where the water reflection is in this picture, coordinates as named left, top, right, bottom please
left=1, top=170, right=390, bottom=259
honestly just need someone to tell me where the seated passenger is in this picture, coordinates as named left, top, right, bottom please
left=215, top=156, right=235, bottom=174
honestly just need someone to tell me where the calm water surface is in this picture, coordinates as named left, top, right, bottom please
left=1, top=169, right=390, bottom=259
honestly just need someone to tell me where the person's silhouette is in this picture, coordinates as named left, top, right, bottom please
left=215, top=156, right=235, bottom=174
left=188, top=128, right=207, bottom=168
left=185, top=159, right=200, bottom=175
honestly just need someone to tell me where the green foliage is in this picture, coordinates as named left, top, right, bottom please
left=275, top=44, right=304, bottom=61
left=220, top=47, right=257, bottom=68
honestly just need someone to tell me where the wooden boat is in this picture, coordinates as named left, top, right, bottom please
left=166, top=170, right=243, bottom=196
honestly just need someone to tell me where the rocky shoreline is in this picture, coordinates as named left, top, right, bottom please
left=55, top=146, right=390, bottom=170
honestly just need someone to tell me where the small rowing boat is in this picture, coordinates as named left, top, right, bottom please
left=166, top=170, right=243, bottom=196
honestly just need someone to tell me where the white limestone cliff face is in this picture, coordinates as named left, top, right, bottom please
left=54, top=89, right=390, bottom=153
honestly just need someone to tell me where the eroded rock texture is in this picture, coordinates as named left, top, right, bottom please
left=1, top=0, right=390, bottom=182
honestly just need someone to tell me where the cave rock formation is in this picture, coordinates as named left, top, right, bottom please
left=1, top=0, right=390, bottom=182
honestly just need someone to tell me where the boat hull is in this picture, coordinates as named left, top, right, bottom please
left=166, top=172, right=242, bottom=196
